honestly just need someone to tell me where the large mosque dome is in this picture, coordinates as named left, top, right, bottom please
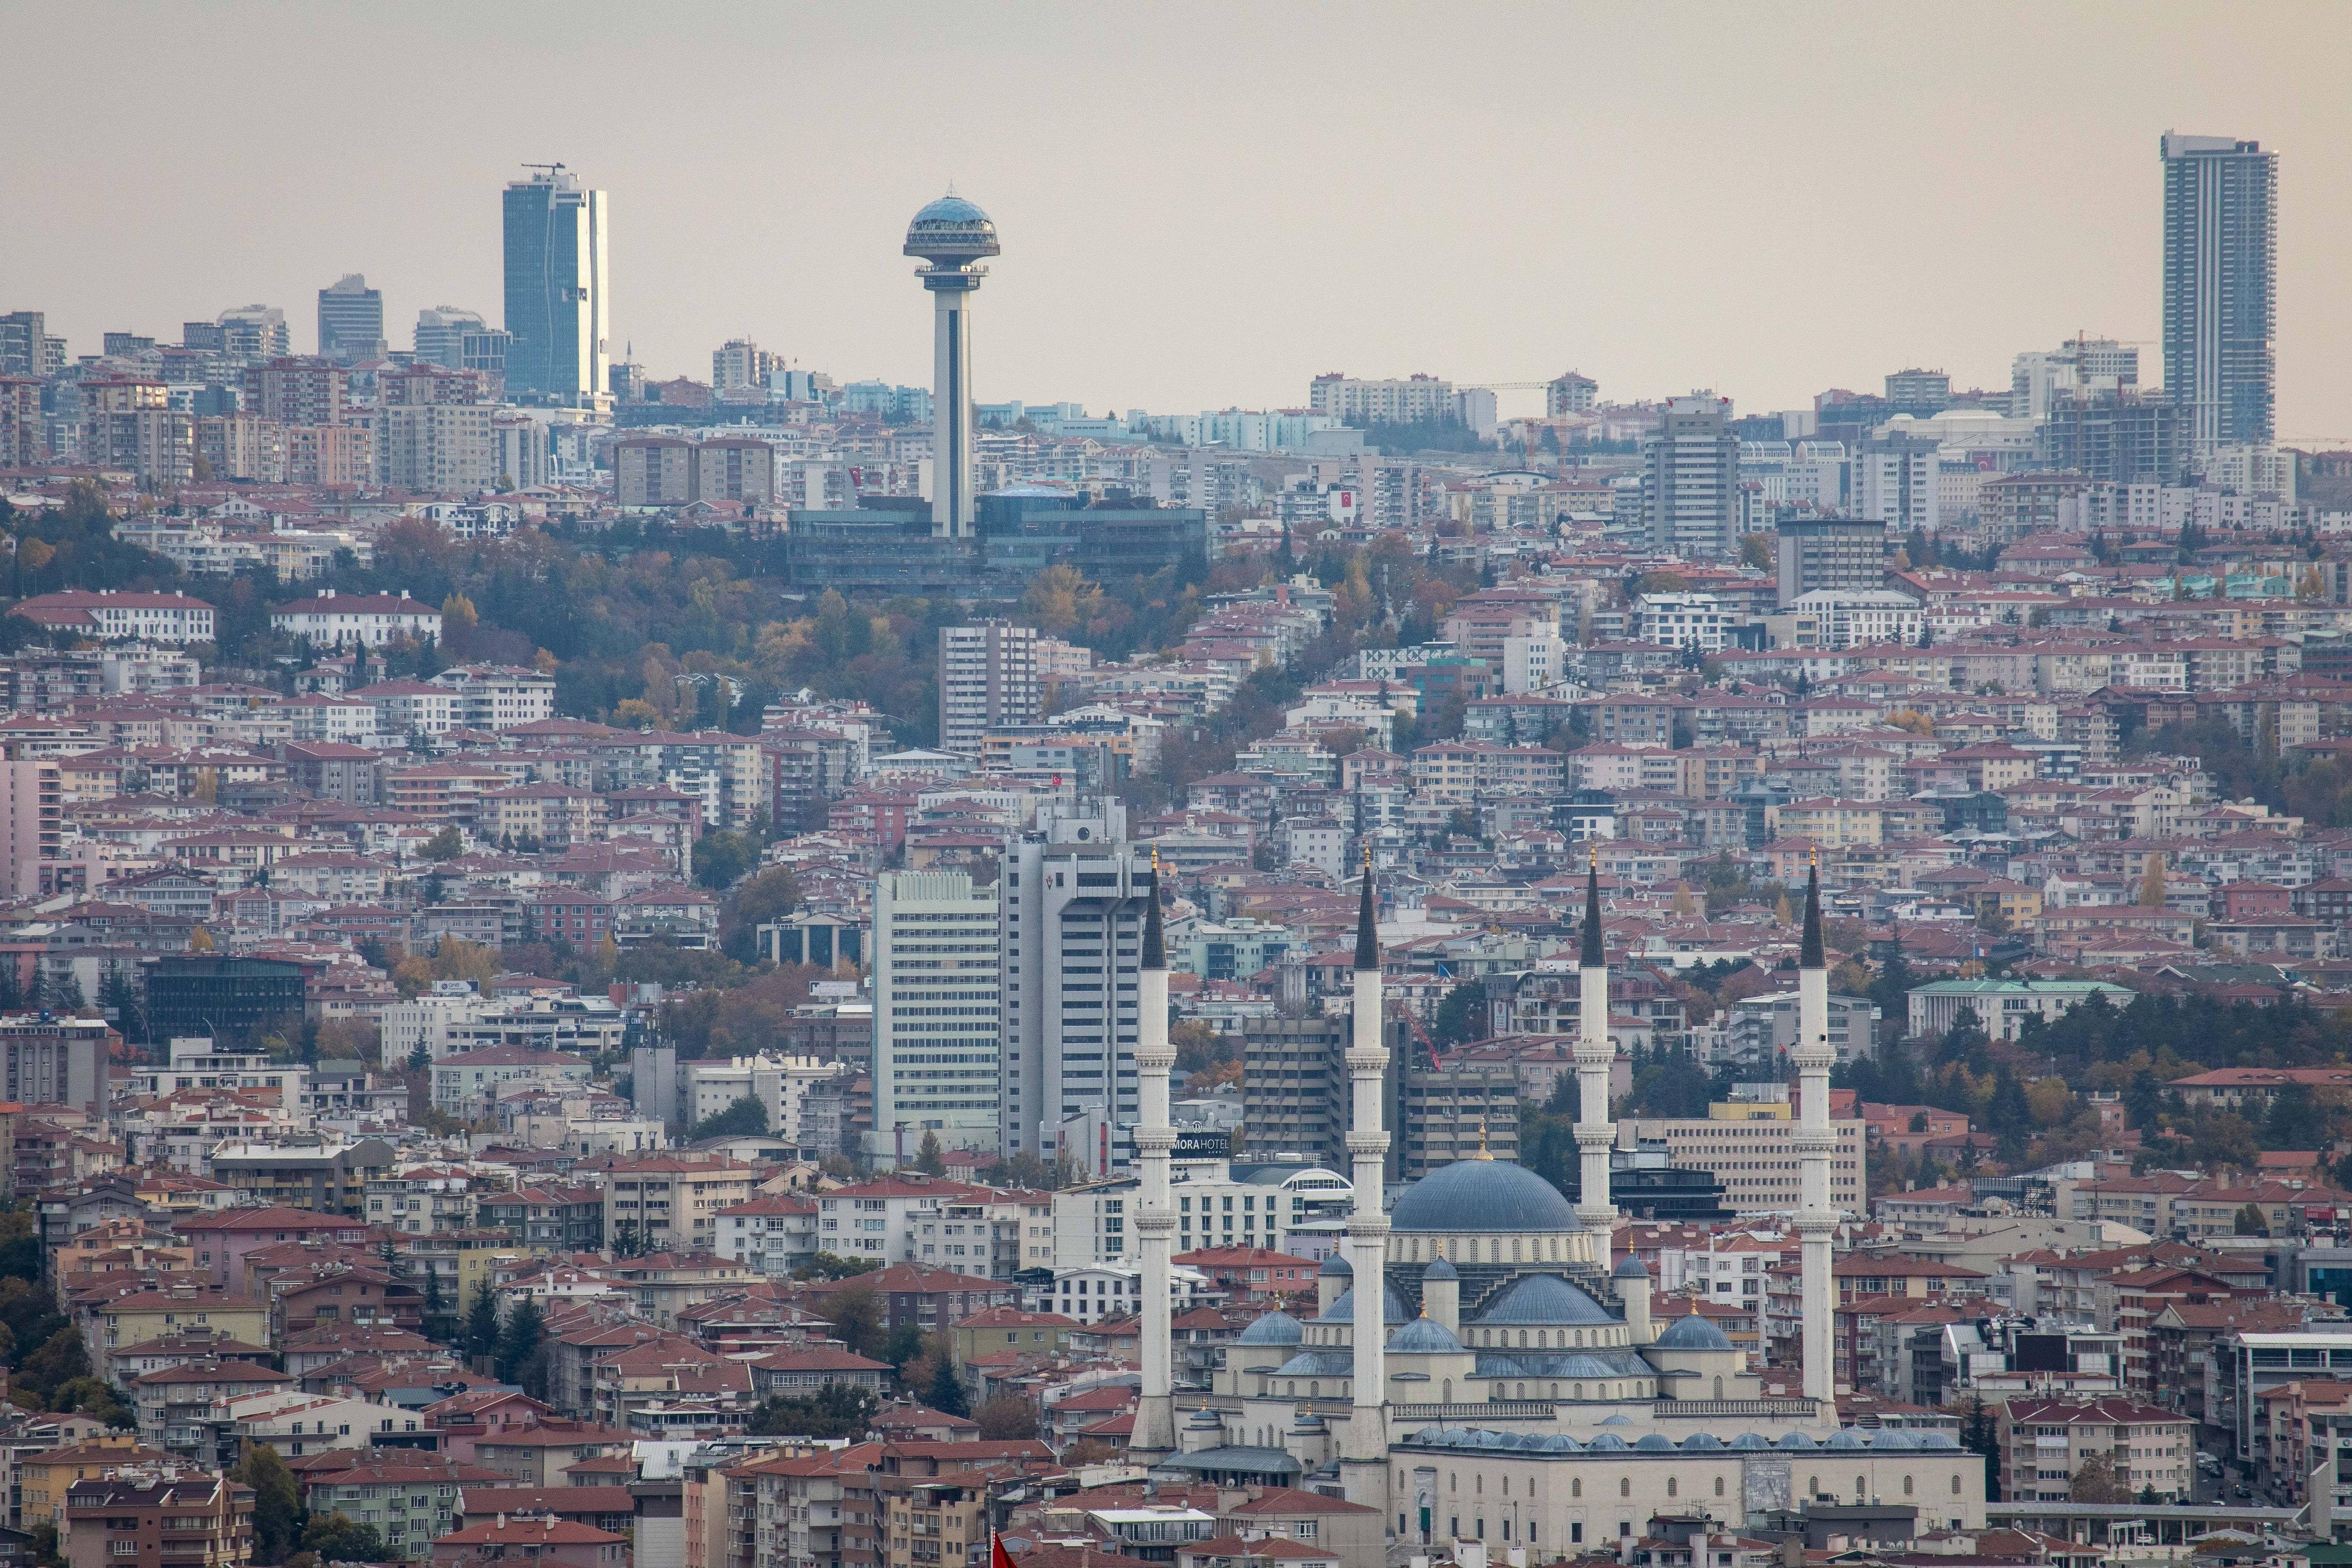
left=1391, top=1157, right=1580, bottom=1234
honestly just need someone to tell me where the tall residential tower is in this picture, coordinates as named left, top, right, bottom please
left=903, top=191, right=998, bottom=537
left=2161, top=133, right=2277, bottom=459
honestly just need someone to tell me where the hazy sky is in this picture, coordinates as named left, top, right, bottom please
left=9, top=2, right=2352, bottom=434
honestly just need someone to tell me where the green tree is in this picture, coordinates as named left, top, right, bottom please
left=2235, top=1202, right=2270, bottom=1236
left=232, top=1444, right=302, bottom=1565
left=974, top=1395, right=1038, bottom=1439
left=1432, top=980, right=1485, bottom=1047
left=912, top=1129, right=946, bottom=1176
left=299, top=1514, right=387, bottom=1564
left=1960, top=1394, right=2001, bottom=1503
left=827, top=1281, right=883, bottom=1357
left=928, top=1356, right=969, bottom=1417
left=745, top=1383, right=878, bottom=1438
left=16, top=1328, right=89, bottom=1406
left=464, top=1279, right=501, bottom=1362
left=689, top=1095, right=769, bottom=1141
left=693, top=829, right=762, bottom=890
left=793, top=1253, right=882, bottom=1281
left=419, top=825, right=465, bottom=861
left=495, top=1297, right=545, bottom=1383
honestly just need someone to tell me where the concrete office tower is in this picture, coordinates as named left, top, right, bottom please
left=872, top=870, right=1002, bottom=1164
left=903, top=191, right=999, bottom=536
left=2162, top=133, right=2277, bottom=458
left=503, top=165, right=609, bottom=407
left=1341, top=858, right=1391, bottom=1510
left=1130, top=865, right=1178, bottom=1461
left=1644, top=394, right=1740, bottom=559
left=414, top=307, right=487, bottom=369
left=1573, top=855, right=1616, bottom=1228
left=1774, top=517, right=1888, bottom=609
left=316, top=275, right=384, bottom=364
left=998, top=801, right=1149, bottom=1169
left=938, top=620, right=1041, bottom=756
left=1794, top=861, right=1837, bottom=1403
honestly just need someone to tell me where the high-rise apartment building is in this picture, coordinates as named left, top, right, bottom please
left=1883, top=367, right=1951, bottom=409
left=376, top=403, right=497, bottom=493
left=938, top=621, right=1041, bottom=756
left=412, top=306, right=486, bottom=368
left=0, top=378, right=41, bottom=467
left=502, top=166, right=609, bottom=407
left=80, top=380, right=192, bottom=487
left=2037, top=387, right=2184, bottom=487
left=0, top=312, right=64, bottom=378
left=2161, top=133, right=2277, bottom=458
left=195, top=413, right=287, bottom=483
left=215, top=304, right=290, bottom=361
left=712, top=339, right=778, bottom=392
left=2011, top=338, right=2140, bottom=420
left=1773, top=517, right=1887, bottom=609
left=316, top=274, right=384, bottom=363
left=999, top=802, right=1151, bottom=1168
left=1848, top=433, right=1941, bottom=532
left=1643, top=394, right=1740, bottom=559
left=872, top=870, right=1002, bottom=1163
left=0, top=759, right=59, bottom=900
left=1309, top=372, right=1457, bottom=425
left=1547, top=371, right=1598, bottom=416
left=243, top=357, right=347, bottom=427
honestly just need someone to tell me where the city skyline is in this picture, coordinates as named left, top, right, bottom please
left=10, top=3, right=2352, bottom=434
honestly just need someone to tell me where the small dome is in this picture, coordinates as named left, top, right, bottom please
left=1654, top=1314, right=1735, bottom=1351
left=1389, top=1317, right=1467, bottom=1354
left=1873, top=1429, right=1920, bottom=1450
left=1585, top=1433, right=1629, bottom=1451
left=1919, top=1430, right=1962, bottom=1450
left=1320, top=1253, right=1354, bottom=1278
left=1634, top=1434, right=1674, bottom=1452
left=1612, top=1255, right=1651, bottom=1280
left=1391, top=1158, right=1581, bottom=1234
left=1827, top=1429, right=1869, bottom=1450
left=1234, top=1311, right=1304, bottom=1348
left=1729, top=1433, right=1772, bottom=1451
left=1598, top=1414, right=1634, bottom=1426
left=1682, top=1432, right=1723, bottom=1450
left=1424, top=1256, right=1459, bottom=1282
left=1474, top=1274, right=1617, bottom=1327
left=1774, top=1432, right=1817, bottom=1450
left=1322, top=1283, right=1411, bottom=1326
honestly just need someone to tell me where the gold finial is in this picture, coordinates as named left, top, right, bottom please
left=1810, top=846, right=1818, bottom=870
left=1363, top=841, right=1373, bottom=870
left=1474, top=1120, right=1493, bottom=1160
left=1150, top=846, right=1160, bottom=872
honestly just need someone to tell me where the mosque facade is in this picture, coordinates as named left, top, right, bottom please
left=1124, top=859, right=1987, bottom=1565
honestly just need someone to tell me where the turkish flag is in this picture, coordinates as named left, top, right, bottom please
left=992, top=1535, right=1019, bottom=1568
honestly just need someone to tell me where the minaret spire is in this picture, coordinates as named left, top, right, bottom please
left=1574, top=846, right=1616, bottom=1228
left=1340, top=846, right=1390, bottom=1513
left=1130, top=851, right=1178, bottom=1460
left=1794, top=855, right=1837, bottom=1406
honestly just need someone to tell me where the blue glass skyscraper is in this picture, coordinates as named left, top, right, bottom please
left=501, top=165, right=608, bottom=407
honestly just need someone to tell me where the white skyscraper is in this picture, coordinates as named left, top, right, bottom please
left=998, top=801, right=1148, bottom=1170
left=872, top=870, right=1002, bottom=1164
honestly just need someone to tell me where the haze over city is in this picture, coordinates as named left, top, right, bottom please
left=12, top=1, right=2352, bottom=428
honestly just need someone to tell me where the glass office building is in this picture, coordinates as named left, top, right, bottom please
left=501, top=166, right=608, bottom=406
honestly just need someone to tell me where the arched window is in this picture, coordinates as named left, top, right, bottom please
left=1574, top=1384, right=1584, bottom=1400
left=1666, top=1478, right=1678, bottom=1499
left=1855, top=1476, right=1865, bottom=1500
left=1443, top=1379, right=1452, bottom=1402
left=1519, top=1330, right=1529, bottom=1348
left=1903, top=1476, right=1913, bottom=1497
left=1572, top=1480, right=1582, bottom=1499
left=1309, top=1382, right=1318, bottom=1398
left=1714, top=1478, right=1725, bottom=1498
left=1575, top=1331, right=1585, bottom=1347
left=1714, top=1376, right=1724, bottom=1398
left=1950, top=1476, right=1961, bottom=1496
left=1550, top=1383, right=1559, bottom=1397
left=1619, top=1478, right=1630, bottom=1498
left=1512, top=1238, right=1521, bottom=1261
left=1516, top=1383, right=1526, bottom=1399
left=1808, top=1477, right=1818, bottom=1497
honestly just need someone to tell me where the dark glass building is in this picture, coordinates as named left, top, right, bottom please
left=142, top=957, right=306, bottom=1045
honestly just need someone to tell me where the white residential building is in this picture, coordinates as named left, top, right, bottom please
left=271, top=589, right=443, bottom=649
left=1632, top=591, right=1734, bottom=654
left=872, top=871, right=1002, bottom=1162
left=682, top=1053, right=839, bottom=1141
left=430, top=664, right=558, bottom=730
left=937, top=621, right=1041, bottom=757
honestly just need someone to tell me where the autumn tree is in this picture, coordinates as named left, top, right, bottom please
left=2067, top=1452, right=2133, bottom=1503
left=2139, top=853, right=2168, bottom=907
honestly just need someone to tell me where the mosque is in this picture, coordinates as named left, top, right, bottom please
left=1120, top=857, right=1988, bottom=1561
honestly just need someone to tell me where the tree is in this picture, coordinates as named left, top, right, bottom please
left=927, top=1355, right=970, bottom=1418
left=2234, top=1202, right=2270, bottom=1236
left=419, top=826, right=466, bottom=861
left=1432, top=981, right=1485, bottom=1048
left=464, top=1279, right=501, bottom=1362
left=2139, top=852, right=2168, bottom=907
left=233, top=1444, right=303, bottom=1564
left=1959, top=1394, right=2001, bottom=1503
left=2067, top=1452, right=2133, bottom=1503
left=827, top=1281, right=883, bottom=1357
left=745, top=1383, right=878, bottom=1439
left=299, top=1514, right=387, bottom=1565
left=974, top=1395, right=1039, bottom=1439
left=688, top=1095, right=768, bottom=1142
left=495, top=1297, right=544, bottom=1384
left=912, top=1129, right=946, bottom=1176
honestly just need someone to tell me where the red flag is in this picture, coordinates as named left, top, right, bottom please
left=992, top=1534, right=1019, bottom=1568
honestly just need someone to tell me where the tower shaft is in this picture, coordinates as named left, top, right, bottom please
left=1341, top=866, right=1389, bottom=1515
left=1794, top=867, right=1837, bottom=1405
left=1574, top=858, right=1615, bottom=1228
left=927, top=275, right=978, bottom=536
left=1132, top=949, right=1177, bottom=1458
